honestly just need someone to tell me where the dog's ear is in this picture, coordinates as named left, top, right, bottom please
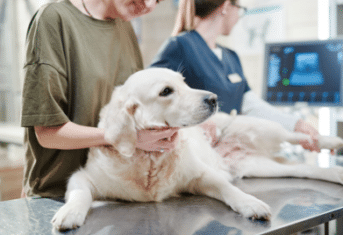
left=102, top=88, right=139, bottom=157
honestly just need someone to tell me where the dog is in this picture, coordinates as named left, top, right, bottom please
left=52, top=68, right=343, bottom=231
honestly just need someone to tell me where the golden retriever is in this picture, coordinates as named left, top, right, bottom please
left=52, top=68, right=343, bottom=231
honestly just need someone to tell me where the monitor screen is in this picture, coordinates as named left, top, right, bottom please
left=262, top=39, right=343, bottom=106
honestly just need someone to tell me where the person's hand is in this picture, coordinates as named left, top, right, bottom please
left=136, top=127, right=180, bottom=152
left=294, top=119, right=320, bottom=152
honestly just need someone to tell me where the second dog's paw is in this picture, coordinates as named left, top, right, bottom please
left=230, top=194, right=271, bottom=221
left=51, top=203, right=89, bottom=231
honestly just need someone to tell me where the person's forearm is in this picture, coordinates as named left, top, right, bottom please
left=241, top=91, right=300, bottom=131
left=35, top=122, right=108, bottom=150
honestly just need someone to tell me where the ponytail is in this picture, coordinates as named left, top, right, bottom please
left=172, top=0, right=195, bottom=36
left=172, top=0, right=232, bottom=36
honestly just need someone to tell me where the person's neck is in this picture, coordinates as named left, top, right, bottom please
left=194, top=16, right=222, bottom=49
left=71, top=0, right=120, bottom=20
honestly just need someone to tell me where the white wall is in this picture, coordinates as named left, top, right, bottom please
left=140, top=1, right=178, bottom=67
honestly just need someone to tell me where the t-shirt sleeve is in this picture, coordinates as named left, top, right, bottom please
left=21, top=5, right=69, bottom=127
left=25, top=5, right=67, bottom=72
left=149, top=37, right=184, bottom=72
left=21, top=64, right=69, bottom=127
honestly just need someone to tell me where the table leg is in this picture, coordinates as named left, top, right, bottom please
left=325, top=222, right=329, bottom=235
left=337, top=217, right=343, bottom=235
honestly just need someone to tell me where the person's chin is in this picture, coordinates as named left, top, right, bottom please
left=120, top=10, right=146, bottom=21
left=118, top=15, right=133, bottom=21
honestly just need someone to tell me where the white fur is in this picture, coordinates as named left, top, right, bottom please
left=52, top=68, right=343, bottom=231
left=210, top=111, right=343, bottom=184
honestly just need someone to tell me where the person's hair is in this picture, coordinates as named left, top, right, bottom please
left=172, top=0, right=237, bottom=36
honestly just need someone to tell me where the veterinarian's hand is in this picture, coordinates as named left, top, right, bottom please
left=136, top=127, right=180, bottom=152
left=294, top=119, right=320, bottom=152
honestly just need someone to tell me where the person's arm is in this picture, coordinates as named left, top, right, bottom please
left=241, top=90, right=300, bottom=131
left=34, top=122, right=108, bottom=150
left=35, top=121, right=180, bottom=152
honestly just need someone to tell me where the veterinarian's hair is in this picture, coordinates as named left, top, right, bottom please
left=172, top=0, right=237, bottom=36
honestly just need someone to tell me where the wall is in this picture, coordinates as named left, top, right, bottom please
left=140, top=1, right=178, bottom=67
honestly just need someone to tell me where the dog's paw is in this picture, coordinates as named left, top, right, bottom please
left=230, top=194, right=271, bottom=221
left=51, top=203, right=89, bottom=231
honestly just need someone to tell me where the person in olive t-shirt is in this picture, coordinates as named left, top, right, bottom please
left=21, top=0, right=166, bottom=198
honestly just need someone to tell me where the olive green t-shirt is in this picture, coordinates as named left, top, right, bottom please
left=21, top=0, right=143, bottom=197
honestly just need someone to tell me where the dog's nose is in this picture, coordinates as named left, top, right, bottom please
left=204, top=94, right=217, bottom=111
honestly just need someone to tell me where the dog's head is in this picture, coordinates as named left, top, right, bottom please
left=99, top=68, right=218, bottom=157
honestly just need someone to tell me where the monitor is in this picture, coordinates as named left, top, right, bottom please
left=262, top=39, right=343, bottom=106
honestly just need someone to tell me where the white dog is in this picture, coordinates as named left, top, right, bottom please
left=52, top=68, right=343, bottom=231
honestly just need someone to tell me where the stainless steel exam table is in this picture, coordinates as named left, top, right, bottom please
left=1, top=155, right=343, bottom=235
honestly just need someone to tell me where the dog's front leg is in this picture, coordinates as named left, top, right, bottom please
left=52, top=171, right=94, bottom=231
left=188, top=170, right=271, bottom=220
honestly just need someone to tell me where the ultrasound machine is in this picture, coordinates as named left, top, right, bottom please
left=262, top=39, right=343, bottom=154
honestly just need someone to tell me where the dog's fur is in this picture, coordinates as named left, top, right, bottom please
left=52, top=68, right=343, bottom=231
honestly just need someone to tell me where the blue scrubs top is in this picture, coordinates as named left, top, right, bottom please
left=150, top=30, right=250, bottom=114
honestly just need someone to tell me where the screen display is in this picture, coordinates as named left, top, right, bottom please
left=263, top=39, right=343, bottom=106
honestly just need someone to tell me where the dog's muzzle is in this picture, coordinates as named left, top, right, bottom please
left=204, top=94, right=218, bottom=112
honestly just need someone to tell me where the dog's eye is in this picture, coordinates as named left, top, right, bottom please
left=159, top=87, right=174, bottom=97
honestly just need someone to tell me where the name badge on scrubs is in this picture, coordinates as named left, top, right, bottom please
left=228, top=73, right=242, bottom=83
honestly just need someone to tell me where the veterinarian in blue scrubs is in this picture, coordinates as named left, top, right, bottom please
left=21, top=0, right=177, bottom=198
left=150, top=0, right=320, bottom=152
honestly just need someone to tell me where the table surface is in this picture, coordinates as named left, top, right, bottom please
left=2, top=154, right=343, bottom=235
